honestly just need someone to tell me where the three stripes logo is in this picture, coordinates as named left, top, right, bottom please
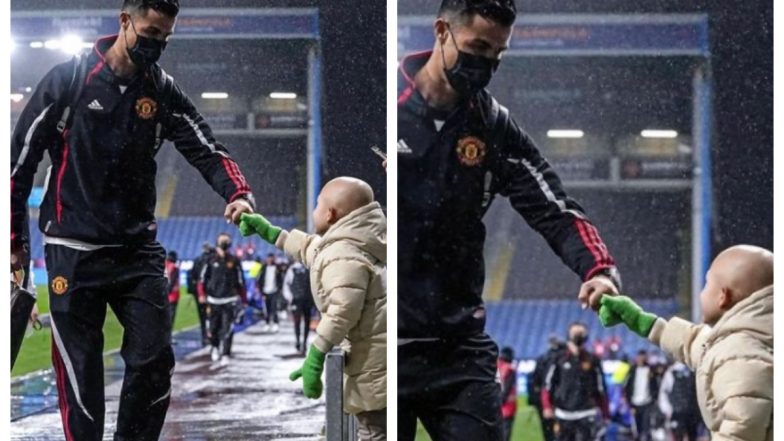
left=87, top=100, right=103, bottom=111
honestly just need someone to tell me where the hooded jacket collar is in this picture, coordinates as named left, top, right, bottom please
left=320, top=202, right=386, bottom=264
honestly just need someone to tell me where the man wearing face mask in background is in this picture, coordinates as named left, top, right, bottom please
left=10, top=1, right=255, bottom=440
left=397, top=1, right=621, bottom=439
left=541, top=322, right=610, bottom=441
left=197, top=233, right=246, bottom=365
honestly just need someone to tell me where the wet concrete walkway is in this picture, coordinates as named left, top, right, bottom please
left=11, top=321, right=325, bottom=440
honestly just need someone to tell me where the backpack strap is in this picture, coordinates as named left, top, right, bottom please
left=56, top=53, right=89, bottom=134
left=153, top=67, right=177, bottom=150
left=481, top=96, right=511, bottom=211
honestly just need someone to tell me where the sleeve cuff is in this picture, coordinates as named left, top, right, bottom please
left=281, top=229, right=309, bottom=260
left=229, top=192, right=256, bottom=210
left=275, top=230, right=289, bottom=250
left=648, top=317, right=668, bottom=346
left=313, top=334, right=334, bottom=353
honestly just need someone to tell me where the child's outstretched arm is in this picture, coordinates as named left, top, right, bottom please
left=599, top=296, right=711, bottom=370
left=239, top=213, right=320, bottom=267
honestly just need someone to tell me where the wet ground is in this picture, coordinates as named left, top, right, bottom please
left=11, top=321, right=326, bottom=440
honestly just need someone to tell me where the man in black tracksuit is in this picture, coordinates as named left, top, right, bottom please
left=541, top=323, right=610, bottom=441
left=397, top=1, right=621, bottom=439
left=10, top=2, right=255, bottom=440
left=188, top=242, right=215, bottom=345
left=285, top=261, right=315, bottom=353
left=624, top=350, right=659, bottom=441
left=530, top=337, right=567, bottom=441
left=198, top=233, right=246, bottom=364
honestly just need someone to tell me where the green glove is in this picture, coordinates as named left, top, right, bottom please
left=289, top=345, right=326, bottom=399
left=599, top=295, right=659, bottom=338
left=239, top=213, right=282, bottom=244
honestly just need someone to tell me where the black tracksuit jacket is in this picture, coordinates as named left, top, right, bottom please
left=198, top=252, right=246, bottom=302
left=398, top=51, right=619, bottom=339
left=542, top=348, right=610, bottom=417
left=11, top=36, right=253, bottom=251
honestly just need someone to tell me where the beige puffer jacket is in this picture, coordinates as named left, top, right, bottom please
left=276, top=202, right=386, bottom=414
left=649, top=285, right=773, bottom=441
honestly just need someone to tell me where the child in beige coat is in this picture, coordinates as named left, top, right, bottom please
left=240, top=177, right=387, bottom=441
left=600, top=245, right=773, bottom=441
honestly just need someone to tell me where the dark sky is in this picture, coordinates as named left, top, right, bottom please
left=530, top=1, right=774, bottom=254
left=400, top=0, right=773, bottom=253
left=12, top=1, right=772, bottom=251
left=12, top=0, right=388, bottom=205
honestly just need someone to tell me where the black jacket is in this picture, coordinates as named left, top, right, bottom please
left=543, top=348, right=609, bottom=417
left=198, top=252, right=245, bottom=301
left=624, top=364, right=660, bottom=407
left=259, top=263, right=283, bottom=294
left=529, top=345, right=566, bottom=408
left=188, top=250, right=214, bottom=295
left=397, top=52, right=619, bottom=338
left=11, top=36, right=253, bottom=251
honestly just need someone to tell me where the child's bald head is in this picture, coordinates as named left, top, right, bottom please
left=700, top=245, right=773, bottom=325
left=313, top=177, right=374, bottom=235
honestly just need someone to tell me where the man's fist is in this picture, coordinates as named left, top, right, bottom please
left=289, top=346, right=326, bottom=399
left=239, top=213, right=282, bottom=245
left=224, top=199, right=254, bottom=225
left=577, top=275, right=618, bottom=310
left=599, top=295, right=658, bottom=338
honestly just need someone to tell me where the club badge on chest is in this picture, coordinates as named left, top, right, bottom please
left=136, top=97, right=158, bottom=120
left=456, top=135, right=486, bottom=167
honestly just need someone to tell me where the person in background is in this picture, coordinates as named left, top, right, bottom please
left=260, top=252, right=283, bottom=333
left=529, top=336, right=565, bottom=441
left=284, top=261, right=315, bottom=353
left=542, top=322, right=609, bottom=441
left=277, top=258, right=291, bottom=321
left=624, top=350, right=659, bottom=441
left=659, top=361, right=702, bottom=441
left=247, top=256, right=263, bottom=309
left=188, top=241, right=214, bottom=346
left=198, top=233, right=246, bottom=365
left=165, top=251, right=180, bottom=329
left=497, top=347, right=517, bottom=441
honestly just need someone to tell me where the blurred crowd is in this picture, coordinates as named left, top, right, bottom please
left=164, top=236, right=320, bottom=365
left=499, top=322, right=706, bottom=441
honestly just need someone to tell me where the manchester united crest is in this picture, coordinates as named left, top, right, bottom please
left=456, top=136, right=486, bottom=167
left=135, top=97, right=158, bottom=120
left=51, top=276, right=69, bottom=295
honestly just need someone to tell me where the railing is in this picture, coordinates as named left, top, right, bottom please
left=325, top=349, right=358, bottom=441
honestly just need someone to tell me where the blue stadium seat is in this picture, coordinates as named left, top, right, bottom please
left=486, top=299, right=679, bottom=360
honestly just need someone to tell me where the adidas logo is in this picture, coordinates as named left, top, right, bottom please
left=398, top=139, right=413, bottom=154
left=87, top=100, right=103, bottom=111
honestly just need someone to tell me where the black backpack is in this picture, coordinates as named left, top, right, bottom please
left=290, top=266, right=312, bottom=302
left=669, top=367, right=698, bottom=414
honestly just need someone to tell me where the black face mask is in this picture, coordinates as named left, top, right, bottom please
left=124, top=17, right=167, bottom=69
left=571, top=334, right=588, bottom=347
left=218, top=242, right=231, bottom=251
left=441, top=27, right=499, bottom=97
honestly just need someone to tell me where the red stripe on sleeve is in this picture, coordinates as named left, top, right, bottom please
left=574, top=218, right=603, bottom=266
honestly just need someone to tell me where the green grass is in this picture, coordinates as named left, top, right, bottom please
left=415, top=397, right=545, bottom=441
left=12, top=287, right=200, bottom=377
